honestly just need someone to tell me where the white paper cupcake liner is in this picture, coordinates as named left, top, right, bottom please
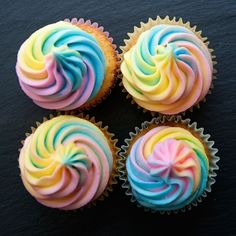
left=118, top=115, right=220, bottom=214
left=119, top=16, right=217, bottom=116
left=19, top=112, right=121, bottom=210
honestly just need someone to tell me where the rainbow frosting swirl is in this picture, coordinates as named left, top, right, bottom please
left=121, top=24, right=213, bottom=114
left=19, top=115, right=113, bottom=210
left=16, top=21, right=106, bottom=110
left=126, top=126, right=209, bottom=211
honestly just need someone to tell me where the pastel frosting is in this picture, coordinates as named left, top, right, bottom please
left=121, top=24, right=213, bottom=114
left=16, top=21, right=106, bottom=110
left=126, top=126, right=209, bottom=211
left=19, top=115, right=113, bottom=210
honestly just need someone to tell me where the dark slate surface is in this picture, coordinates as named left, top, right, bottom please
left=0, top=0, right=236, bottom=235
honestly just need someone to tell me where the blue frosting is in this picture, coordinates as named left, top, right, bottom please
left=40, top=22, right=106, bottom=101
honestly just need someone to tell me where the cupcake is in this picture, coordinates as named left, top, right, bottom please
left=118, top=116, right=219, bottom=213
left=19, top=115, right=119, bottom=210
left=16, top=18, right=118, bottom=110
left=120, top=16, right=216, bottom=115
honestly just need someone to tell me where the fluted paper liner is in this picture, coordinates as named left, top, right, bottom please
left=64, top=18, right=120, bottom=111
left=118, top=115, right=219, bottom=214
left=119, top=16, right=217, bottom=116
left=19, top=112, right=121, bottom=210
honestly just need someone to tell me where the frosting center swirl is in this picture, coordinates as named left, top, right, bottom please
left=126, top=126, right=209, bottom=210
left=16, top=21, right=106, bottom=110
left=19, top=116, right=113, bottom=210
left=121, top=24, right=213, bottom=114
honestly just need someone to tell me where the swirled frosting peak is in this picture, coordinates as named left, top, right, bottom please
left=16, top=21, right=106, bottom=110
left=126, top=126, right=209, bottom=211
left=121, top=24, right=213, bottom=114
left=19, top=116, right=113, bottom=210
